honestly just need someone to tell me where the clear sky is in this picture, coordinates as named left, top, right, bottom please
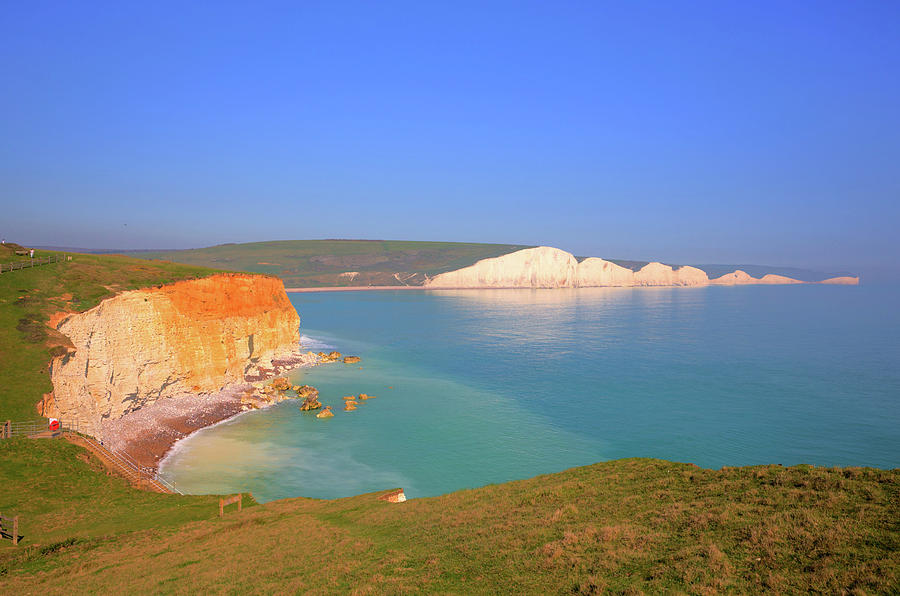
left=2, top=1, right=898, bottom=278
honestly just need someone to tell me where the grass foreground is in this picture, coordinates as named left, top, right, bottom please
left=1, top=445, right=897, bottom=594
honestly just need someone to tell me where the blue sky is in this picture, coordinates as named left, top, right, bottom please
left=2, top=1, right=898, bottom=277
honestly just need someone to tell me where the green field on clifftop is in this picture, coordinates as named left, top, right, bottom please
left=135, top=240, right=532, bottom=287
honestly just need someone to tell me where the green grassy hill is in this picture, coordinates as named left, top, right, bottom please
left=2, top=444, right=896, bottom=594
left=0, top=248, right=219, bottom=422
left=135, top=240, right=532, bottom=287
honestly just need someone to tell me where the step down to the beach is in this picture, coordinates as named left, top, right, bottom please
left=62, top=433, right=173, bottom=494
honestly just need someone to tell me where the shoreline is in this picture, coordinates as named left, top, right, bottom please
left=155, top=400, right=263, bottom=477
left=110, top=282, right=863, bottom=477
left=104, top=353, right=319, bottom=470
left=285, top=280, right=858, bottom=293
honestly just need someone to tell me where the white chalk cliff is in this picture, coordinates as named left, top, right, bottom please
left=425, top=247, right=858, bottom=289
left=425, top=246, right=578, bottom=288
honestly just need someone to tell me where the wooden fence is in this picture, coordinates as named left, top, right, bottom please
left=0, top=513, right=19, bottom=545
left=0, top=254, right=66, bottom=273
left=219, top=494, right=242, bottom=517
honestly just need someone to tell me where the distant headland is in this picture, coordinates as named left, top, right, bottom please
left=424, top=246, right=859, bottom=288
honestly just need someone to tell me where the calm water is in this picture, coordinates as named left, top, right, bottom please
left=160, top=285, right=900, bottom=502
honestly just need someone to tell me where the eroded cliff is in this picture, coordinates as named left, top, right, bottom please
left=44, top=273, right=301, bottom=436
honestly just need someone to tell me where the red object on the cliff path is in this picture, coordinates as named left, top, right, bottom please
left=48, top=418, right=59, bottom=431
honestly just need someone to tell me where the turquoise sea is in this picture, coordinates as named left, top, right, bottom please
left=160, top=285, right=900, bottom=502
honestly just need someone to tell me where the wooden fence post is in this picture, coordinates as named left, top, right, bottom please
left=218, top=494, right=242, bottom=517
left=12, top=516, right=17, bottom=546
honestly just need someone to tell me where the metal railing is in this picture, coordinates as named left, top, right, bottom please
left=74, top=432, right=182, bottom=494
left=0, top=254, right=64, bottom=273
left=1, top=418, right=181, bottom=494
left=2, top=420, right=50, bottom=437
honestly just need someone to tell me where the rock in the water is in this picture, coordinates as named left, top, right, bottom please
left=343, top=356, right=361, bottom=364
left=342, top=395, right=356, bottom=401
left=358, top=393, right=376, bottom=400
left=344, top=403, right=357, bottom=411
left=316, top=406, right=334, bottom=419
left=299, top=390, right=322, bottom=411
left=317, top=351, right=342, bottom=363
left=297, top=385, right=317, bottom=398
left=270, top=377, right=290, bottom=391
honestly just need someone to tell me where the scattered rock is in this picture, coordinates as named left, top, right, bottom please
left=270, top=377, right=290, bottom=391
left=316, top=351, right=342, bottom=363
left=316, top=406, right=334, bottom=419
left=297, top=385, right=317, bottom=398
left=299, top=388, right=322, bottom=411
left=342, top=395, right=356, bottom=401
left=343, top=356, right=361, bottom=364
left=344, top=403, right=357, bottom=411
left=299, top=398, right=322, bottom=411
left=358, top=393, right=376, bottom=400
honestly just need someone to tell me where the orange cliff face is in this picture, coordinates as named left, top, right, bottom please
left=44, top=273, right=301, bottom=437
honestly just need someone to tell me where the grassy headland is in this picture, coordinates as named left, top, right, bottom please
left=135, top=240, right=532, bottom=287
left=0, top=247, right=219, bottom=421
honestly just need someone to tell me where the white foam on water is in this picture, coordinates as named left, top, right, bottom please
left=300, top=334, right=334, bottom=350
left=157, top=407, right=261, bottom=480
